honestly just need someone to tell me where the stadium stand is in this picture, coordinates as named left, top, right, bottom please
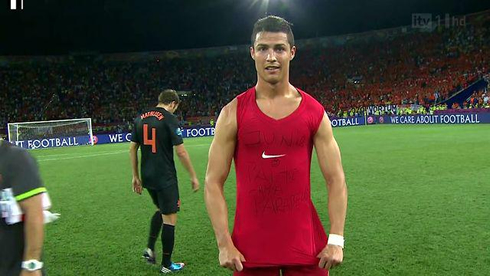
left=1, top=10, right=489, bottom=135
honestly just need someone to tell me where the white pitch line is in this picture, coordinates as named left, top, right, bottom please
left=36, top=144, right=209, bottom=162
left=34, top=153, right=74, bottom=158
left=37, top=150, right=127, bottom=162
left=184, top=144, right=209, bottom=148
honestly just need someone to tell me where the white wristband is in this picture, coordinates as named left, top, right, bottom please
left=327, top=234, right=344, bottom=248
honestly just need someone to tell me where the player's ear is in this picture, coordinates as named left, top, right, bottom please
left=290, top=45, right=296, bottom=61
left=250, top=46, right=255, bottom=60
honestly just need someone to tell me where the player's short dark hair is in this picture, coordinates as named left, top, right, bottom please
left=158, top=89, right=180, bottom=105
left=251, top=15, right=295, bottom=48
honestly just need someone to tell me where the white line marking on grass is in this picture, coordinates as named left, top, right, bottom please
left=37, top=150, right=127, bottom=162
left=34, top=153, right=74, bottom=158
left=36, top=143, right=209, bottom=162
left=185, top=144, right=209, bottom=148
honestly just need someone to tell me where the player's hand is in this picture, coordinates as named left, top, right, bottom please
left=317, top=244, right=343, bottom=270
left=218, top=243, right=246, bottom=272
left=20, top=269, right=42, bottom=276
left=132, top=176, right=143, bottom=195
left=191, top=177, right=200, bottom=192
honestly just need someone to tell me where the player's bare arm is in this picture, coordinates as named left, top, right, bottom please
left=174, top=144, right=200, bottom=192
left=313, top=114, right=348, bottom=270
left=129, top=142, right=142, bottom=194
left=204, top=98, right=246, bottom=272
left=18, top=194, right=44, bottom=267
left=19, top=194, right=44, bottom=276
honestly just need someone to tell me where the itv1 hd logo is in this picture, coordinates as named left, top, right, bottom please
left=412, top=13, right=466, bottom=31
left=10, top=0, right=23, bottom=10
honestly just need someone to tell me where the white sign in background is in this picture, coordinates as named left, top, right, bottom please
left=11, top=0, right=23, bottom=10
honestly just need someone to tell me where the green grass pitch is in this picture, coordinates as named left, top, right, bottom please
left=31, top=124, right=489, bottom=275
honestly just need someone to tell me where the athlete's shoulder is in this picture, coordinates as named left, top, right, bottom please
left=239, top=87, right=255, bottom=96
left=4, top=143, right=35, bottom=168
left=0, top=140, right=13, bottom=152
left=3, top=141, right=27, bottom=156
left=236, top=87, right=255, bottom=101
left=235, top=87, right=256, bottom=114
left=297, top=88, right=324, bottom=111
left=221, top=97, right=238, bottom=118
left=160, top=108, right=177, bottom=121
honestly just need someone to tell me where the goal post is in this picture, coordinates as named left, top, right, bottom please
left=7, top=118, right=94, bottom=149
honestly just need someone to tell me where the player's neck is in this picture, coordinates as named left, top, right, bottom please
left=255, top=79, right=294, bottom=99
left=156, top=104, right=173, bottom=114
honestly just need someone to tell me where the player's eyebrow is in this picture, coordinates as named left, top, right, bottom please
left=256, top=43, right=287, bottom=48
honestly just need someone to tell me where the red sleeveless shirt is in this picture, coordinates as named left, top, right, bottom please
left=233, top=87, right=327, bottom=267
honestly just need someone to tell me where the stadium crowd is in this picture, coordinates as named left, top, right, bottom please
left=1, top=11, right=489, bottom=134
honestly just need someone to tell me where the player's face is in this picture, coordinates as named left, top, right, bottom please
left=250, top=31, right=296, bottom=85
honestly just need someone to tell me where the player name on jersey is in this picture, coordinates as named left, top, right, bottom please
left=140, top=111, right=165, bottom=121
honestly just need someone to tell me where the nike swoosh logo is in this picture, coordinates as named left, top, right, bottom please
left=262, top=151, right=286, bottom=159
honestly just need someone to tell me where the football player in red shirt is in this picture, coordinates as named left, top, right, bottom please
left=205, top=15, right=348, bottom=276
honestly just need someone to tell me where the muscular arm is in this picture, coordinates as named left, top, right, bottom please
left=18, top=194, right=44, bottom=261
left=204, top=99, right=237, bottom=248
left=313, top=115, right=348, bottom=236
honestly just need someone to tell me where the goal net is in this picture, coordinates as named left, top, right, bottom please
left=7, top=118, right=94, bottom=149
